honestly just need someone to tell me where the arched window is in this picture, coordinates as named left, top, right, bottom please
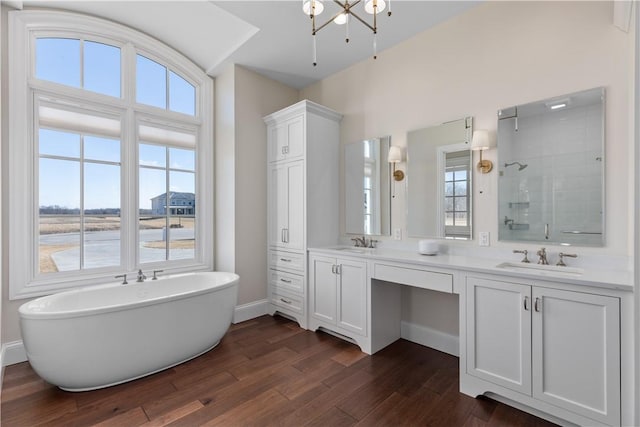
left=8, top=10, right=214, bottom=299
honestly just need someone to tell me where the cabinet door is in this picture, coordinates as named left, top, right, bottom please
left=309, top=255, right=337, bottom=324
left=268, top=116, right=304, bottom=162
left=466, top=277, right=532, bottom=395
left=337, top=259, right=367, bottom=335
left=268, top=162, right=304, bottom=250
left=532, top=288, right=620, bottom=426
left=286, top=161, right=304, bottom=251
left=268, top=164, right=289, bottom=248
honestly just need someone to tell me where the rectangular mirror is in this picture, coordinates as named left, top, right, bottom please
left=407, top=117, right=473, bottom=239
left=345, top=136, right=391, bottom=236
left=498, top=87, right=605, bottom=246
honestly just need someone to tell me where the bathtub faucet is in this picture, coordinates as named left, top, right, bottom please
left=136, top=269, right=147, bottom=282
left=115, top=274, right=128, bottom=285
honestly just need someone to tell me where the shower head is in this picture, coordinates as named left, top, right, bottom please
left=504, top=161, right=528, bottom=171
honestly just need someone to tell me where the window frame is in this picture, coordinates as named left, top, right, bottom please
left=9, top=10, right=214, bottom=299
left=436, top=143, right=472, bottom=240
left=443, top=152, right=471, bottom=239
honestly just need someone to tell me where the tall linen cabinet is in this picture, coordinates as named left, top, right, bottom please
left=264, top=100, right=342, bottom=328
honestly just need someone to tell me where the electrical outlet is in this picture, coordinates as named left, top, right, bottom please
left=479, top=231, right=490, bottom=247
left=393, top=228, right=402, bottom=240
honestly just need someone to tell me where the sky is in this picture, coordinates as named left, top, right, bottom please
left=36, top=37, right=197, bottom=212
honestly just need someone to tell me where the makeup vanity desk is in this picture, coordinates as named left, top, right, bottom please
left=306, top=246, right=633, bottom=427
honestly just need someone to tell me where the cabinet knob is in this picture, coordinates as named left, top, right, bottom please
left=523, top=296, right=530, bottom=311
left=534, top=297, right=541, bottom=312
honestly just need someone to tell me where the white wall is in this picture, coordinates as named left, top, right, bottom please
left=0, top=2, right=4, bottom=374
left=301, top=1, right=634, bottom=331
left=215, top=65, right=236, bottom=276
left=634, top=3, right=639, bottom=425
left=233, top=65, right=298, bottom=304
left=215, top=65, right=298, bottom=307
left=0, top=4, right=17, bottom=345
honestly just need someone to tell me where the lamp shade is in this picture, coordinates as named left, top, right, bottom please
left=470, top=130, right=492, bottom=151
left=388, top=146, right=402, bottom=163
left=302, top=0, right=324, bottom=16
left=333, top=12, right=349, bottom=25
left=364, top=0, right=386, bottom=14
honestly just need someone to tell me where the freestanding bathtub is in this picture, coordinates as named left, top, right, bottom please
left=19, top=271, right=238, bottom=391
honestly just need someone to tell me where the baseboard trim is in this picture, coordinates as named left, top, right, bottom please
left=233, top=299, right=269, bottom=324
left=1, top=341, right=27, bottom=367
left=400, top=321, right=459, bottom=357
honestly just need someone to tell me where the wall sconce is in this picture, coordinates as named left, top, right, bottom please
left=388, top=146, right=405, bottom=181
left=471, top=130, right=495, bottom=174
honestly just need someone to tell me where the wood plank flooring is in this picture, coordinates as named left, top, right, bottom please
left=2, top=315, right=557, bottom=426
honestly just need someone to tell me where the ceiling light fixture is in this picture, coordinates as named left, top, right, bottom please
left=303, top=0, right=392, bottom=66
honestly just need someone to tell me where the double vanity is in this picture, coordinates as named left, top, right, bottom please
left=307, top=245, right=632, bottom=427
left=263, top=96, right=633, bottom=426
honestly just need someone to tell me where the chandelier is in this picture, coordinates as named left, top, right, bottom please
left=302, top=0, right=391, bottom=66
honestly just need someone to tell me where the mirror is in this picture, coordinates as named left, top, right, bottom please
left=345, top=136, right=392, bottom=236
left=498, top=87, right=605, bottom=246
left=407, top=117, right=473, bottom=239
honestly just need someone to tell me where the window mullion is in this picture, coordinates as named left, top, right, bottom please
left=165, top=147, right=170, bottom=261
left=80, top=135, right=85, bottom=269
left=123, top=42, right=137, bottom=272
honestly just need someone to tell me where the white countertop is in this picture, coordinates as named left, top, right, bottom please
left=308, top=246, right=633, bottom=292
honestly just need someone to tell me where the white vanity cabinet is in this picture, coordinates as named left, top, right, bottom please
left=465, top=276, right=620, bottom=426
left=309, top=253, right=368, bottom=338
left=264, top=100, right=342, bottom=329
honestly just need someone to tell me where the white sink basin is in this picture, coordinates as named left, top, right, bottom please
left=330, top=247, right=369, bottom=254
left=496, top=262, right=584, bottom=276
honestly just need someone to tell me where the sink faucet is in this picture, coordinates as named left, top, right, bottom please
left=351, top=236, right=367, bottom=247
left=513, top=249, right=530, bottom=263
left=556, top=252, right=577, bottom=267
left=136, top=269, right=147, bottom=282
left=536, top=248, right=548, bottom=265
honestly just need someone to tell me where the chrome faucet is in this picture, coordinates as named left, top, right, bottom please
left=556, top=252, right=577, bottom=267
left=351, top=236, right=368, bottom=247
left=136, top=269, right=147, bottom=282
left=513, top=249, right=530, bottom=263
left=536, top=248, right=548, bottom=265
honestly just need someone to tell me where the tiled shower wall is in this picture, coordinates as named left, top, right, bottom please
left=498, top=101, right=604, bottom=246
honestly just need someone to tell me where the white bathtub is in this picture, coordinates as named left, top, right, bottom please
left=19, top=271, right=238, bottom=392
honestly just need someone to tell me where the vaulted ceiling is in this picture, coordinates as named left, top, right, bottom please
left=15, top=1, right=480, bottom=89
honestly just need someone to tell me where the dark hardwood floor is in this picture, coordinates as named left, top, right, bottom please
left=2, top=315, right=556, bottom=426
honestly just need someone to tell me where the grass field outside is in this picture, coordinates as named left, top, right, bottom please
left=38, top=216, right=195, bottom=272
left=39, top=216, right=195, bottom=234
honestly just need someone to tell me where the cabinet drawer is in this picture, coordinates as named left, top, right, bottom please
left=373, top=263, right=453, bottom=293
left=270, top=289, right=304, bottom=314
left=269, top=250, right=305, bottom=272
left=269, top=269, right=303, bottom=294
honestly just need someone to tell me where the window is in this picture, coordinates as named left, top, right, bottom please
left=362, top=139, right=380, bottom=235
left=9, top=10, right=213, bottom=299
left=39, top=127, right=122, bottom=272
left=444, top=151, right=471, bottom=239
